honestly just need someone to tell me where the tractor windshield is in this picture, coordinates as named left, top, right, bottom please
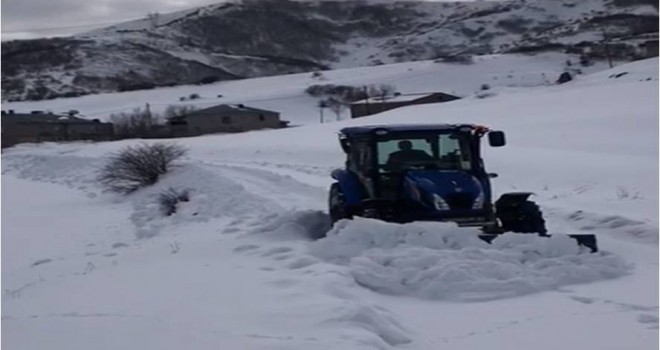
left=377, top=133, right=472, bottom=172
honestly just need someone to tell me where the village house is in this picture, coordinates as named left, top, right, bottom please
left=167, top=104, right=286, bottom=137
left=1, top=110, right=114, bottom=148
left=350, top=92, right=461, bottom=119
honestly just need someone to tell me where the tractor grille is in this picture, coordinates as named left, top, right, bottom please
left=445, top=193, right=474, bottom=210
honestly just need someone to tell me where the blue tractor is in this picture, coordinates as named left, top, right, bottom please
left=328, top=124, right=597, bottom=252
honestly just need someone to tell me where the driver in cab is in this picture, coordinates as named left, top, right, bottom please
left=385, top=140, right=433, bottom=171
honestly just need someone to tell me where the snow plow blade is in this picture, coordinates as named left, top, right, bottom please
left=478, top=234, right=598, bottom=253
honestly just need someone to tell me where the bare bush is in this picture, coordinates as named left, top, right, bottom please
left=164, top=105, right=197, bottom=119
left=98, top=143, right=187, bottom=194
left=323, top=95, right=349, bottom=121
left=159, top=187, right=190, bottom=216
left=434, top=54, right=474, bottom=64
left=305, top=83, right=397, bottom=102
left=311, top=71, right=326, bottom=80
left=475, top=91, right=496, bottom=99
left=368, top=84, right=397, bottom=100
left=110, top=107, right=161, bottom=139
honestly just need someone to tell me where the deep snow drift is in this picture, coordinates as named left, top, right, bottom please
left=2, top=56, right=658, bottom=350
left=312, top=218, right=629, bottom=302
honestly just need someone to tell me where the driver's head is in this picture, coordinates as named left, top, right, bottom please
left=398, top=140, right=413, bottom=151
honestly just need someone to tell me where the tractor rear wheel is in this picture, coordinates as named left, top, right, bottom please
left=498, top=200, right=547, bottom=235
left=329, top=183, right=352, bottom=224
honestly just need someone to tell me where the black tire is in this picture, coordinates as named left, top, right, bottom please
left=498, top=200, right=547, bottom=235
left=329, top=183, right=352, bottom=224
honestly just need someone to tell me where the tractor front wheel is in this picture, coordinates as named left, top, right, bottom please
left=497, top=199, right=547, bottom=235
left=329, top=183, right=352, bottom=224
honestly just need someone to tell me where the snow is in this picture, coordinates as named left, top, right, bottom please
left=2, top=52, right=610, bottom=125
left=311, top=218, right=629, bottom=302
left=2, top=56, right=658, bottom=349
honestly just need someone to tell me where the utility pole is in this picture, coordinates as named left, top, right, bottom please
left=318, top=100, right=327, bottom=123
left=601, top=28, right=614, bottom=69
left=363, top=85, right=370, bottom=116
left=145, top=102, right=152, bottom=122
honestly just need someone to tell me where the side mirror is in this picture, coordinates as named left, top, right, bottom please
left=488, top=131, right=506, bottom=147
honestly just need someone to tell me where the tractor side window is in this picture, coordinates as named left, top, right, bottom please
left=438, top=135, right=472, bottom=170
left=352, top=141, right=375, bottom=196
left=377, top=140, right=399, bottom=165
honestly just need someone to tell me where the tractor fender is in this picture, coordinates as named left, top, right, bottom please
left=330, top=169, right=362, bottom=205
left=495, top=192, right=547, bottom=235
left=495, top=192, right=534, bottom=206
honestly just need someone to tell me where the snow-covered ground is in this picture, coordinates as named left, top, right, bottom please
left=3, top=52, right=609, bottom=125
left=2, top=56, right=658, bottom=349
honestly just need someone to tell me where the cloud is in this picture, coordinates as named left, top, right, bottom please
left=1, top=0, right=221, bottom=40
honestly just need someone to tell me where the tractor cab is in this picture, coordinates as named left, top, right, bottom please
left=332, top=124, right=505, bottom=224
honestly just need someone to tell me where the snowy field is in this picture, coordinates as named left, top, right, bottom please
left=2, top=55, right=658, bottom=349
left=3, top=52, right=610, bottom=125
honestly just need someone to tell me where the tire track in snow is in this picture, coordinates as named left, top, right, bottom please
left=194, top=160, right=327, bottom=212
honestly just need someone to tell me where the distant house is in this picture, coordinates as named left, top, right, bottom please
left=1, top=110, right=114, bottom=148
left=167, top=104, right=286, bottom=137
left=350, top=92, right=461, bottom=119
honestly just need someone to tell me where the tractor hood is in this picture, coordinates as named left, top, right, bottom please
left=403, top=170, right=484, bottom=210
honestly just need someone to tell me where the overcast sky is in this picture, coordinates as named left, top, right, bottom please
left=1, top=0, right=222, bottom=40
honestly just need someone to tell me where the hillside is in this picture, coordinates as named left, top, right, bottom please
left=0, top=52, right=616, bottom=124
left=2, top=57, right=658, bottom=350
left=1, top=0, right=657, bottom=101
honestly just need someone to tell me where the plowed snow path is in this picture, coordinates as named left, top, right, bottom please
left=198, top=160, right=327, bottom=212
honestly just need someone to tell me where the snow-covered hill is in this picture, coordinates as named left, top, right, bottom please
left=2, top=0, right=657, bottom=101
left=0, top=51, right=613, bottom=124
left=2, top=57, right=658, bottom=349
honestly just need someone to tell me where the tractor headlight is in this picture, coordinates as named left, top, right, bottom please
left=433, top=194, right=450, bottom=211
left=472, top=190, right=485, bottom=209
left=471, top=176, right=485, bottom=210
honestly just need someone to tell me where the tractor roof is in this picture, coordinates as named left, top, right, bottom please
left=339, top=124, right=478, bottom=136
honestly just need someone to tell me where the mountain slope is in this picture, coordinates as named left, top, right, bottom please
left=1, top=0, right=657, bottom=101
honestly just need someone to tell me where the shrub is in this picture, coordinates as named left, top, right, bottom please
left=98, top=143, right=187, bottom=194
left=323, top=95, right=349, bottom=121
left=118, top=82, right=156, bottom=92
left=158, top=187, right=190, bottom=216
left=110, top=107, right=161, bottom=139
left=304, top=83, right=395, bottom=102
left=197, top=76, right=219, bottom=85
left=434, top=54, right=474, bottom=64
left=164, top=105, right=197, bottom=119
left=368, top=84, right=397, bottom=100
left=475, top=91, right=496, bottom=99
left=311, top=71, right=325, bottom=80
